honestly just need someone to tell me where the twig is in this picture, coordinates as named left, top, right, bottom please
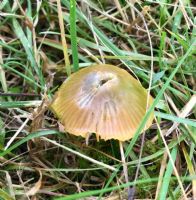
left=0, top=92, right=41, bottom=97
left=119, top=141, right=131, bottom=197
left=155, top=116, right=188, bottom=200
left=56, top=0, right=71, bottom=76
left=166, top=94, right=196, bottom=136
left=155, top=151, right=168, bottom=199
left=119, top=141, right=129, bottom=183
left=4, top=118, right=30, bottom=150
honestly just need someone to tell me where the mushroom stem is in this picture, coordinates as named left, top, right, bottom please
left=119, top=141, right=129, bottom=184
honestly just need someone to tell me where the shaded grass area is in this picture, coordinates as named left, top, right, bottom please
left=0, top=0, right=196, bottom=199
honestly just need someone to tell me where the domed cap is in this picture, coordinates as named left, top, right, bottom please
left=50, top=64, right=154, bottom=141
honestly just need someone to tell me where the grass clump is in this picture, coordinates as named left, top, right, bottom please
left=0, top=0, right=196, bottom=199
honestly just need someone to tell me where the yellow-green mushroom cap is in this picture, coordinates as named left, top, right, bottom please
left=50, top=64, right=154, bottom=141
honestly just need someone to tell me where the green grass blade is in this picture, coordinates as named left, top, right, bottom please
left=43, top=137, right=117, bottom=171
left=99, top=40, right=196, bottom=197
left=0, top=40, right=23, bottom=54
left=0, top=101, right=42, bottom=108
left=158, top=147, right=177, bottom=200
left=4, top=2, right=45, bottom=89
left=54, top=175, right=196, bottom=200
left=70, top=0, right=79, bottom=71
left=127, top=133, right=186, bottom=166
left=0, top=188, right=14, bottom=200
left=2, top=63, right=41, bottom=88
left=0, top=0, right=8, bottom=10
left=0, top=130, right=60, bottom=157
left=155, top=111, right=196, bottom=128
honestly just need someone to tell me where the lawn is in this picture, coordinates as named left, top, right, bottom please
left=0, top=0, right=196, bottom=199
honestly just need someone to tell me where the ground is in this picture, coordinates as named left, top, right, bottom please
left=0, top=0, right=196, bottom=199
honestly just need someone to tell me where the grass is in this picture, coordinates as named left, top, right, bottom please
left=0, top=0, right=196, bottom=199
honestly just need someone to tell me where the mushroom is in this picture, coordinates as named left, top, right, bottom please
left=51, top=64, right=154, bottom=141
left=50, top=64, right=154, bottom=190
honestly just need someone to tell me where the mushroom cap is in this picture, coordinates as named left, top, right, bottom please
left=50, top=64, right=154, bottom=141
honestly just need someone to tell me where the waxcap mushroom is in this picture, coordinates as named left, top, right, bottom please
left=50, top=64, right=154, bottom=141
